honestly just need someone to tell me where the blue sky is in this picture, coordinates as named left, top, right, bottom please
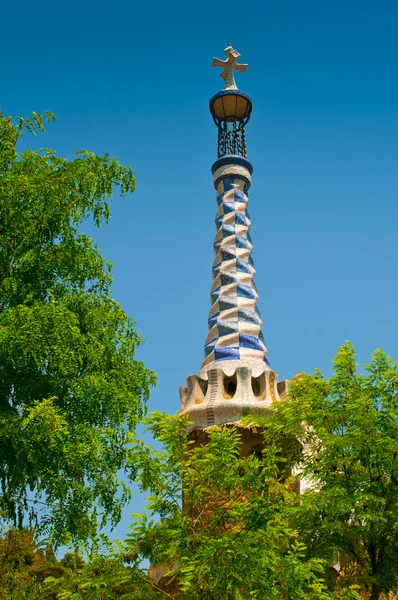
left=2, top=0, right=398, bottom=540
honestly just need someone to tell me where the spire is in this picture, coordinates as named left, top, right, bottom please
left=179, top=46, right=282, bottom=431
left=201, top=46, right=269, bottom=378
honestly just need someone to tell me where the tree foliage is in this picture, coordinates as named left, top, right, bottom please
left=113, top=413, right=356, bottom=600
left=0, top=527, right=66, bottom=599
left=266, top=342, right=398, bottom=600
left=16, top=411, right=357, bottom=599
left=0, top=111, right=156, bottom=546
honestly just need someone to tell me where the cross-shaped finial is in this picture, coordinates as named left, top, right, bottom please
left=212, top=45, right=248, bottom=91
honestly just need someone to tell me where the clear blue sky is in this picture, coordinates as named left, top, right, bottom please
left=2, top=0, right=398, bottom=540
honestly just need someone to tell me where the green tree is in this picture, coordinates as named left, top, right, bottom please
left=45, top=553, right=155, bottom=600
left=0, top=527, right=66, bottom=600
left=59, top=552, right=85, bottom=571
left=41, top=413, right=359, bottom=599
left=267, top=342, right=398, bottom=600
left=0, top=111, right=156, bottom=547
left=119, top=413, right=357, bottom=600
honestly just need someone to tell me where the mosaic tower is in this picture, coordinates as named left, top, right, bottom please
left=180, top=46, right=286, bottom=433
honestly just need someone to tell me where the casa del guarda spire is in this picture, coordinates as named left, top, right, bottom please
left=179, top=46, right=287, bottom=431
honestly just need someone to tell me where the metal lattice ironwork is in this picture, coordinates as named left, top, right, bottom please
left=217, top=121, right=247, bottom=158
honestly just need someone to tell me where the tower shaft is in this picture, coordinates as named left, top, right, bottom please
left=202, top=157, right=268, bottom=376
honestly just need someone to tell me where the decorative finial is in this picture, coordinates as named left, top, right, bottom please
left=212, top=45, right=248, bottom=91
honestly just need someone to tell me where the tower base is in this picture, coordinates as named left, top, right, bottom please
left=179, top=364, right=288, bottom=431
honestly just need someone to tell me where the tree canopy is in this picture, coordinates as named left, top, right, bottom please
left=13, top=413, right=358, bottom=600
left=119, top=412, right=356, bottom=600
left=266, top=342, right=398, bottom=600
left=0, top=111, right=156, bottom=547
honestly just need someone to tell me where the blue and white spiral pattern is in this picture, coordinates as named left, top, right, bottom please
left=201, top=175, right=270, bottom=372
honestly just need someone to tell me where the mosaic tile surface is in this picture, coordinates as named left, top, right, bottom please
left=201, top=174, right=270, bottom=373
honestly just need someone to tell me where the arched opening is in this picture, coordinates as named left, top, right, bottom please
left=227, top=380, right=236, bottom=396
left=198, top=377, right=208, bottom=397
left=251, top=377, right=261, bottom=396
left=223, top=374, right=237, bottom=399
left=251, top=374, right=267, bottom=399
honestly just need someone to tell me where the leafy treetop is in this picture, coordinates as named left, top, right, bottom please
left=0, top=111, right=156, bottom=548
left=265, top=342, right=398, bottom=600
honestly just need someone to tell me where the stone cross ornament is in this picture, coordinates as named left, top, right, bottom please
left=212, top=45, right=248, bottom=90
